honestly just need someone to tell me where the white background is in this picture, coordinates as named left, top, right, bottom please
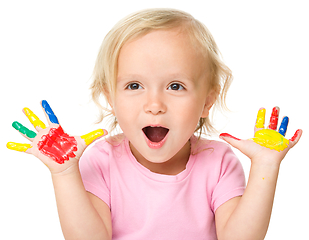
left=1, top=0, right=308, bottom=239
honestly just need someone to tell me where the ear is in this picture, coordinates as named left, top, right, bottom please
left=104, top=90, right=115, bottom=116
left=201, top=89, right=218, bottom=118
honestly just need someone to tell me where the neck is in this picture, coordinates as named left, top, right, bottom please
left=130, top=140, right=191, bottom=175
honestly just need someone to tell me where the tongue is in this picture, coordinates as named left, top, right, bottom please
left=144, top=127, right=169, bottom=142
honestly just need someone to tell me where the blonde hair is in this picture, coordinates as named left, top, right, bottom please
left=91, top=8, right=232, bottom=137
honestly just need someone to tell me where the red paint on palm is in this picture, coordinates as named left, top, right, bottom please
left=37, top=126, right=77, bottom=164
left=268, top=107, right=279, bottom=130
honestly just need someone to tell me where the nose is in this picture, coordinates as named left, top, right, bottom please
left=143, top=91, right=167, bottom=115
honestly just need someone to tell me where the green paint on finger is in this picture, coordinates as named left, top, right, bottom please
left=12, top=121, right=37, bottom=138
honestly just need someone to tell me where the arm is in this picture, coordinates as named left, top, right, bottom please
left=7, top=100, right=111, bottom=240
left=215, top=161, right=280, bottom=240
left=52, top=165, right=112, bottom=240
left=216, top=107, right=302, bottom=240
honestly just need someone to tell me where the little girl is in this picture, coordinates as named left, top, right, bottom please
left=7, top=8, right=302, bottom=240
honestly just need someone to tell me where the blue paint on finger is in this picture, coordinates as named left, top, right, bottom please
left=278, top=116, right=289, bottom=136
left=42, top=100, right=59, bottom=124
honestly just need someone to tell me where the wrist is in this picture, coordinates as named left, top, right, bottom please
left=50, top=162, right=80, bottom=178
left=250, top=155, right=282, bottom=168
left=249, top=159, right=280, bottom=182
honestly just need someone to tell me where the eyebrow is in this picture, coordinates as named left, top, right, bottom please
left=117, top=73, right=194, bottom=82
left=117, top=74, right=143, bottom=82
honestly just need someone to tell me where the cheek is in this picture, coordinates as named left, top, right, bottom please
left=182, top=112, right=201, bottom=132
left=176, top=97, right=205, bottom=120
left=113, top=98, right=138, bottom=128
left=172, top=100, right=203, bottom=131
left=113, top=95, right=130, bottom=115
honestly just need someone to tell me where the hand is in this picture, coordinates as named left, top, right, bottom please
left=219, top=107, right=302, bottom=164
left=7, top=100, right=108, bottom=174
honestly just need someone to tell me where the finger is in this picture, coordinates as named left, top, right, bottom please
left=219, top=133, right=246, bottom=152
left=23, top=107, right=46, bottom=130
left=255, top=108, right=266, bottom=130
left=12, top=121, right=37, bottom=140
left=81, top=129, right=108, bottom=146
left=41, top=100, right=59, bottom=124
left=7, top=142, right=32, bottom=153
left=289, top=129, right=302, bottom=148
left=268, top=106, right=280, bottom=130
left=219, top=133, right=241, bottom=141
left=278, top=116, right=289, bottom=136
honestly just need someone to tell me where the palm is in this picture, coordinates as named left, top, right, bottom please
left=7, top=100, right=107, bottom=174
left=28, top=125, right=86, bottom=173
left=220, top=107, right=301, bottom=164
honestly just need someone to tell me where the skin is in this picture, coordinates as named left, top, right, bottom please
left=218, top=108, right=302, bottom=240
left=7, top=101, right=112, bottom=240
left=111, top=28, right=216, bottom=174
left=110, top=29, right=302, bottom=239
left=110, top=28, right=302, bottom=240
left=7, top=30, right=302, bottom=239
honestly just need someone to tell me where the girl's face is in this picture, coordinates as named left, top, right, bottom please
left=111, top=28, right=215, bottom=165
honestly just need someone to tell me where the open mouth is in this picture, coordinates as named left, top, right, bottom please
left=142, top=126, right=169, bottom=143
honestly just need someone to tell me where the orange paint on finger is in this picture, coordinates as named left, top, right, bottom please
left=23, top=108, right=46, bottom=129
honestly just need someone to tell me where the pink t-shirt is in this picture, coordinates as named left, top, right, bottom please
left=79, top=135, right=246, bottom=240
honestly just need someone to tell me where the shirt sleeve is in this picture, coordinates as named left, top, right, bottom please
left=79, top=142, right=111, bottom=208
left=211, top=145, right=246, bottom=212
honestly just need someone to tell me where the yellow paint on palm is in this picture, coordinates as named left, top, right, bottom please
left=81, top=129, right=105, bottom=146
left=7, top=142, right=32, bottom=152
left=251, top=129, right=289, bottom=152
left=255, top=108, right=266, bottom=129
left=23, top=108, right=46, bottom=129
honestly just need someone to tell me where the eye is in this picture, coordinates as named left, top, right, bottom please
left=168, top=83, right=184, bottom=91
left=126, top=83, right=142, bottom=90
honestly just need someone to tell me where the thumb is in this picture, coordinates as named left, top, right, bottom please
left=81, top=129, right=108, bottom=146
left=219, top=133, right=244, bottom=150
left=219, top=132, right=263, bottom=159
